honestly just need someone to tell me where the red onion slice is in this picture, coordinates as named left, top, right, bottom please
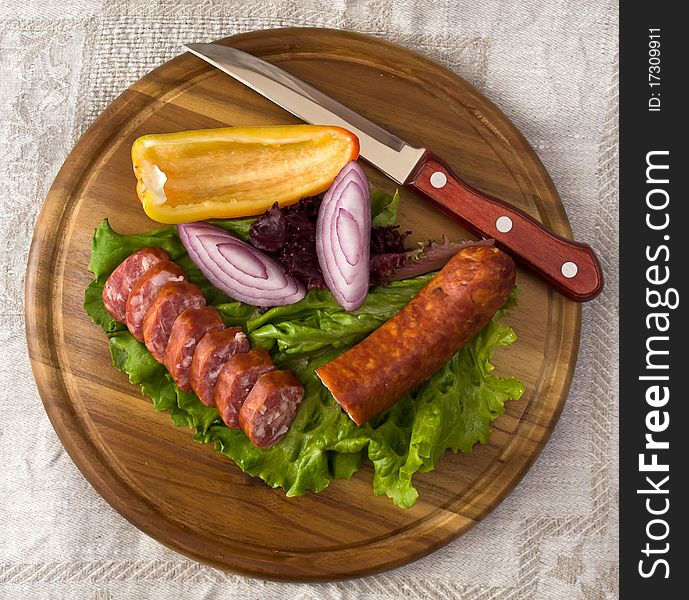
left=336, top=208, right=362, bottom=266
left=315, top=161, right=371, bottom=312
left=329, top=182, right=369, bottom=284
left=198, top=234, right=290, bottom=289
left=178, top=223, right=306, bottom=307
left=189, top=238, right=302, bottom=303
left=206, top=237, right=268, bottom=280
left=181, top=231, right=303, bottom=305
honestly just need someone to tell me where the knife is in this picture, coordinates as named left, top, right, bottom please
left=184, top=42, right=603, bottom=302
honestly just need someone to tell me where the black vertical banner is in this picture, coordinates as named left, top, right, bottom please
left=620, top=3, right=686, bottom=595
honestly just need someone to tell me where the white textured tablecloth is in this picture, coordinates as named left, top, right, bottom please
left=1, top=1, right=619, bottom=598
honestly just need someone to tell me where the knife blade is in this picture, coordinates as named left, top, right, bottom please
left=184, top=42, right=603, bottom=301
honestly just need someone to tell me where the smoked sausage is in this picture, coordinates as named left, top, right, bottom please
left=190, top=328, right=250, bottom=406
left=164, top=307, right=224, bottom=391
left=239, top=370, right=304, bottom=448
left=141, top=280, right=206, bottom=363
left=102, top=247, right=169, bottom=323
left=315, top=244, right=516, bottom=425
left=125, top=260, right=186, bottom=342
left=214, top=347, right=275, bottom=428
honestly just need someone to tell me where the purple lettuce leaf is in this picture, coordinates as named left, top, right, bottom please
left=249, top=197, right=492, bottom=291
left=371, top=237, right=495, bottom=285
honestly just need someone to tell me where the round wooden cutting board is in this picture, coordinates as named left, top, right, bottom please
left=25, top=28, right=580, bottom=581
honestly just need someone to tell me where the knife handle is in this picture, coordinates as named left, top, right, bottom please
left=405, top=153, right=603, bottom=302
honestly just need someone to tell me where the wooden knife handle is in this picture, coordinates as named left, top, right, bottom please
left=405, top=153, right=603, bottom=302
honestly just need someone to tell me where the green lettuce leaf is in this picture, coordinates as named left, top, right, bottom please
left=246, top=274, right=434, bottom=354
left=370, top=188, right=401, bottom=226
left=84, top=217, right=523, bottom=508
left=330, top=450, right=364, bottom=479
left=208, top=217, right=256, bottom=241
left=108, top=331, right=191, bottom=426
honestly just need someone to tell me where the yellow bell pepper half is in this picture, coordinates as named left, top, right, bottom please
left=131, top=124, right=360, bottom=224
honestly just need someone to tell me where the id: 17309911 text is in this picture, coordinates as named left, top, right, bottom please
left=648, top=29, right=661, bottom=112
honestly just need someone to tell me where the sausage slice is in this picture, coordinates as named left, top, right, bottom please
left=102, top=247, right=169, bottom=323
left=239, top=370, right=304, bottom=448
left=125, top=260, right=186, bottom=342
left=316, top=245, right=516, bottom=425
left=190, top=328, right=250, bottom=406
left=141, top=280, right=205, bottom=363
left=164, top=306, right=224, bottom=391
left=214, top=347, right=275, bottom=428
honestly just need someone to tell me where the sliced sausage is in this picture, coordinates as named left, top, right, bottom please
left=239, top=370, right=304, bottom=448
left=315, top=244, right=516, bottom=425
left=141, top=280, right=206, bottom=363
left=125, top=260, right=186, bottom=342
left=164, top=307, right=225, bottom=391
left=102, top=247, right=169, bottom=323
left=190, top=328, right=250, bottom=406
left=214, top=347, right=275, bottom=428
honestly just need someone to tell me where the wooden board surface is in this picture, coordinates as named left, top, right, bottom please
left=25, top=28, right=581, bottom=581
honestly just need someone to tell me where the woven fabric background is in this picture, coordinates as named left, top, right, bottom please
left=0, top=1, right=619, bottom=598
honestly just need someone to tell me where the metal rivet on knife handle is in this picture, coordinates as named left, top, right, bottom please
left=561, top=262, right=578, bottom=278
left=430, top=171, right=447, bottom=188
left=495, top=216, right=513, bottom=233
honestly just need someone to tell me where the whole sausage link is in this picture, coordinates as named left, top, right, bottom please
left=315, top=245, right=516, bottom=425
